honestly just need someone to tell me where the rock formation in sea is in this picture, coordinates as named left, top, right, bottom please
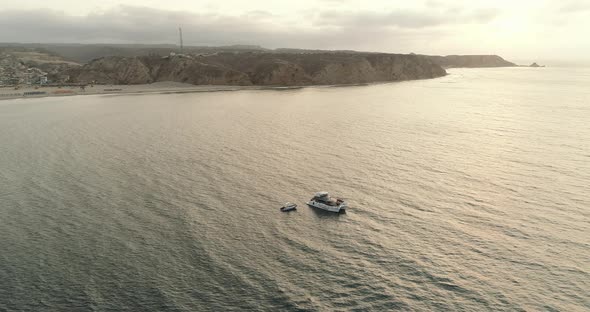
left=66, top=53, right=448, bottom=86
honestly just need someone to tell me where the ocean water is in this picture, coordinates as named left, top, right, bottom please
left=0, top=67, right=589, bottom=311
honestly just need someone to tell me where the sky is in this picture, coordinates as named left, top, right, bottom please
left=1, top=0, right=589, bottom=64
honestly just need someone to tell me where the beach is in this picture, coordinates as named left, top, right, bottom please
left=0, top=81, right=264, bottom=101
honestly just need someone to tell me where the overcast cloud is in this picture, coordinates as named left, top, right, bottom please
left=315, top=8, right=500, bottom=29
left=0, top=0, right=588, bottom=63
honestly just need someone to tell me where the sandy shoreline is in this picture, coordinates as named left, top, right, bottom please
left=0, top=82, right=299, bottom=101
left=0, top=79, right=421, bottom=101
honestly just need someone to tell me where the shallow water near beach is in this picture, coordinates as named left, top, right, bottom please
left=1, top=67, right=589, bottom=311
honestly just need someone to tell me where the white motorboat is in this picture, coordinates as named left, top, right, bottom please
left=280, top=202, right=297, bottom=212
left=306, top=192, right=347, bottom=213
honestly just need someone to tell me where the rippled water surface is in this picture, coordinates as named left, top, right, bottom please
left=1, top=68, right=589, bottom=311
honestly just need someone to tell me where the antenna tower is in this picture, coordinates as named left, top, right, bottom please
left=179, top=27, right=184, bottom=53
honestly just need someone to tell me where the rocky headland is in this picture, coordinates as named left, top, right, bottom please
left=425, top=55, right=516, bottom=68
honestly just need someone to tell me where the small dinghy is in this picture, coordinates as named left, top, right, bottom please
left=280, top=202, right=297, bottom=212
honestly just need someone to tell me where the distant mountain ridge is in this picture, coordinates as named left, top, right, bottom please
left=0, top=43, right=516, bottom=69
left=0, top=43, right=269, bottom=63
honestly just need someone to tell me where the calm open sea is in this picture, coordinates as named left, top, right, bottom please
left=1, top=68, right=589, bottom=311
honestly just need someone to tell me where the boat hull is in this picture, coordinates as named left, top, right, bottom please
left=306, top=200, right=347, bottom=213
left=280, top=203, right=297, bottom=212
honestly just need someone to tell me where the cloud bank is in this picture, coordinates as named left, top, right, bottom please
left=0, top=5, right=495, bottom=50
left=0, top=2, right=588, bottom=63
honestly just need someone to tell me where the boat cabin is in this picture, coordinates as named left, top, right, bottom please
left=312, top=192, right=343, bottom=206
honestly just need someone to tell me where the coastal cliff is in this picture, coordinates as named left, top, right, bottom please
left=67, top=53, right=447, bottom=86
left=2, top=44, right=522, bottom=87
